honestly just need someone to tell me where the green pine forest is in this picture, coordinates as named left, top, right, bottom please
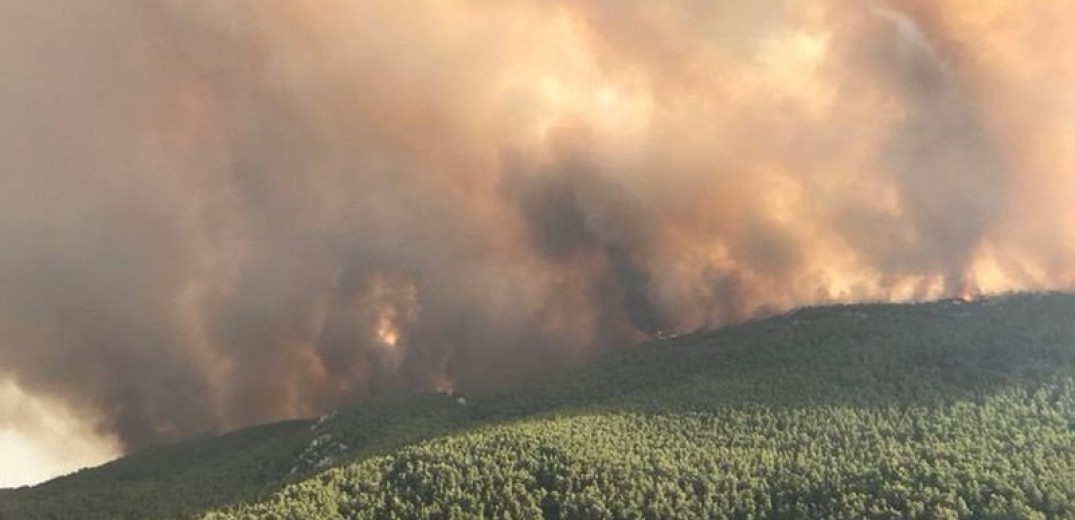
left=2, top=293, right=1074, bottom=519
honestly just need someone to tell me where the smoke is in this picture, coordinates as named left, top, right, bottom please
left=1, top=0, right=1074, bottom=454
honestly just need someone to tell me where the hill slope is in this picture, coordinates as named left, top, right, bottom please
left=4, top=293, right=1075, bottom=519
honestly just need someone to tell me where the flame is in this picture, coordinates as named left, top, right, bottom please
left=364, top=275, right=418, bottom=351
left=374, top=308, right=400, bottom=348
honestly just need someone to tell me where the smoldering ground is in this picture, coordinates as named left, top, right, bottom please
left=2, top=0, right=1075, bottom=453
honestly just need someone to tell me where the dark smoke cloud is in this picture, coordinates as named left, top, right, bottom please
left=1, top=0, right=1074, bottom=451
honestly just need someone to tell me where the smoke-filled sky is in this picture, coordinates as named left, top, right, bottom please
left=2, top=0, right=1074, bottom=485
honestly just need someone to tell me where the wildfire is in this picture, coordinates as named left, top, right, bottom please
left=5, top=0, right=1075, bottom=466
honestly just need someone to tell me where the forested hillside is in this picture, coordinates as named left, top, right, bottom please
left=4, top=293, right=1075, bottom=519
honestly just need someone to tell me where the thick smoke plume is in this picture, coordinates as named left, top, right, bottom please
left=2, top=0, right=1075, bottom=451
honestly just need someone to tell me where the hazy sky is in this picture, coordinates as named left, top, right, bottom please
left=2, top=0, right=1074, bottom=486
left=0, top=378, right=119, bottom=487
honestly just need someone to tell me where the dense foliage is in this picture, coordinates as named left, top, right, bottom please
left=3, top=293, right=1075, bottom=519
left=206, top=385, right=1075, bottom=519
